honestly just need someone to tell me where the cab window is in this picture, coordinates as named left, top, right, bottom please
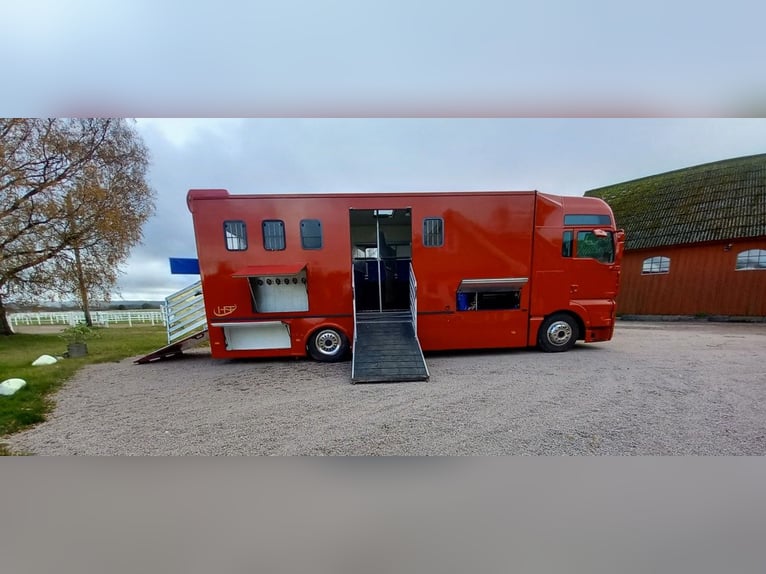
left=562, top=230, right=573, bottom=257
left=576, top=230, right=614, bottom=263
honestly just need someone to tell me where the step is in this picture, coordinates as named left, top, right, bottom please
left=356, top=310, right=412, bottom=323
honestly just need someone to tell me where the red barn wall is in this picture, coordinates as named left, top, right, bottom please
left=618, top=238, right=766, bottom=316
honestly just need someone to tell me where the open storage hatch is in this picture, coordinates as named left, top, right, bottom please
left=232, top=264, right=309, bottom=314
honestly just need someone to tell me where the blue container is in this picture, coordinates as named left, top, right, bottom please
left=457, top=292, right=470, bottom=311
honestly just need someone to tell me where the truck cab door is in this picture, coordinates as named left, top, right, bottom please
left=568, top=228, right=620, bottom=301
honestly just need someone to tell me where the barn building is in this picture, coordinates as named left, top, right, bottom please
left=585, top=154, right=766, bottom=317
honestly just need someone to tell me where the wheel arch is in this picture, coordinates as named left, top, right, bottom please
left=550, top=309, right=585, bottom=342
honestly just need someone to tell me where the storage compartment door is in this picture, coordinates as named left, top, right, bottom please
left=220, top=322, right=291, bottom=350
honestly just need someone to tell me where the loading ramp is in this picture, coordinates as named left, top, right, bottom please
left=351, top=311, right=429, bottom=383
left=134, top=280, right=208, bottom=364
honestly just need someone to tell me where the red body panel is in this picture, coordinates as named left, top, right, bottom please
left=186, top=189, right=622, bottom=358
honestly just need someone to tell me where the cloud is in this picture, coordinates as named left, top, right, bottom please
left=137, top=119, right=244, bottom=149
left=113, top=255, right=193, bottom=301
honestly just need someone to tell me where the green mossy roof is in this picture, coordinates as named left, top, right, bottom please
left=584, top=154, right=766, bottom=251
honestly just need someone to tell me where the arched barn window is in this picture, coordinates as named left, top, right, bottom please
left=736, top=249, right=766, bottom=270
left=642, top=256, right=670, bottom=274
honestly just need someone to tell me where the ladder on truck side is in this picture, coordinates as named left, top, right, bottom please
left=134, top=280, right=209, bottom=364
left=351, top=263, right=429, bottom=383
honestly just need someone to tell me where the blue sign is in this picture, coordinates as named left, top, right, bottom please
left=169, top=258, right=200, bottom=274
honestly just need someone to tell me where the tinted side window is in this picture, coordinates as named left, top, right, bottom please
left=300, top=219, right=322, bottom=249
left=562, top=230, right=573, bottom=257
left=564, top=214, right=612, bottom=226
left=423, top=218, right=444, bottom=247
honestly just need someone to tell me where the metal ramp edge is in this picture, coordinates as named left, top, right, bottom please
left=134, top=330, right=209, bottom=364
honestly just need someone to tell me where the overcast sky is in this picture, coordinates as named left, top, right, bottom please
left=114, top=118, right=766, bottom=300
left=2, top=1, right=766, bottom=300
left=3, top=1, right=766, bottom=116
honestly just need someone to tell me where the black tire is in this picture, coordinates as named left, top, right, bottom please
left=307, top=327, right=349, bottom=362
left=538, top=313, right=579, bottom=352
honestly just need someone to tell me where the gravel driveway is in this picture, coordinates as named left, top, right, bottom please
left=6, top=321, right=766, bottom=455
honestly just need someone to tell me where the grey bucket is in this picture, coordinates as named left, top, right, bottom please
left=67, top=342, right=88, bottom=358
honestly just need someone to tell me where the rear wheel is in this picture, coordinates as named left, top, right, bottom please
left=538, top=313, right=579, bottom=352
left=307, top=327, right=349, bottom=362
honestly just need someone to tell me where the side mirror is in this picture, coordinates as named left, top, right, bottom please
left=615, top=229, right=626, bottom=260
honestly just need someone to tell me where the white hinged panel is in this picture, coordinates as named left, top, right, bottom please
left=222, top=322, right=291, bottom=350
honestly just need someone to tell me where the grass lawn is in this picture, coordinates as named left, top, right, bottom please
left=0, top=325, right=167, bottom=455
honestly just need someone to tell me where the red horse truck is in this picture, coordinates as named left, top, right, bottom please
left=171, top=188, right=623, bottom=382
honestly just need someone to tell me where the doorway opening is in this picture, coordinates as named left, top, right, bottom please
left=350, top=208, right=412, bottom=312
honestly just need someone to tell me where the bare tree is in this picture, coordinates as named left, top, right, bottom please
left=0, top=118, right=154, bottom=334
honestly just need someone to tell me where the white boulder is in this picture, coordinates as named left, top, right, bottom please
left=0, top=378, right=27, bottom=396
left=32, top=354, right=58, bottom=366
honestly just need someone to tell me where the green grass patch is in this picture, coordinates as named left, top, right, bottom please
left=0, top=325, right=167, bottom=455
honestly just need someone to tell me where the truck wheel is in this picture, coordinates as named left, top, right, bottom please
left=538, top=313, right=578, bottom=352
left=308, top=327, right=349, bottom=362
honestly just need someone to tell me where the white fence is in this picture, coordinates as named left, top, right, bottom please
left=9, top=310, right=166, bottom=328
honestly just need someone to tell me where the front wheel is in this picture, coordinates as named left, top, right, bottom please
left=538, top=313, right=579, bottom=352
left=307, top=327, right=349, bottom=362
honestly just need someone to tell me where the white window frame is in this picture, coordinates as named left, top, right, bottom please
left=642, top=256, right=670, bottom=274
left=735, top=249, right=766, bottom=271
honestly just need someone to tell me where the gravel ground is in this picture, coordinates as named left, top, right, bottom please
left=6, top=321, right=766, bottom=455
